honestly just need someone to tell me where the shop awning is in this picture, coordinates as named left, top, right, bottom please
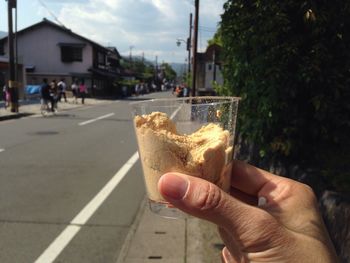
left=89, top=68, right=119, bottom=78
left=58, top=43, right=86, bottom=48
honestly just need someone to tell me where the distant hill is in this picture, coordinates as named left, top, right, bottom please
left=119, top=56, right=186, bottom=77
left=0, top=31, right=7, bottom=39
left=121, top=55, right=155, bottom=67
left=170, top=63, right=187, bottom=76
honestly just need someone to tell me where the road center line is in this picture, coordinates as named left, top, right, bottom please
left=78, top=113, right=115, bottom=126
left=34, top=151, right=140, bottom=263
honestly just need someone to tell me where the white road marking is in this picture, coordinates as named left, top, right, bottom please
left=34, top=152, right=140, bottom=263
left=78, top=113, right=115, bottom=126
left=0, top=148, right=5, bottom=153
left=170, top=105, right=182, bottom=119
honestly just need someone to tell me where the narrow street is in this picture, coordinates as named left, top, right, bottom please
left=0, top=92, right=171, bottom=263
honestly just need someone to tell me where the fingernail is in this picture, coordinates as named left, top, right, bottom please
left=159, top=173, right=189, bottom=200
left=222, top=247, right=234, bottom=262
left=258, top=196, right=267, bottom=207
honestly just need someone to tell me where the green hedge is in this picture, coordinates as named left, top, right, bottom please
left=219, top=0, right=350, bottom=191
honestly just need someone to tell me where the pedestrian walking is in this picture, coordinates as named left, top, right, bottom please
left=79, top=81, right=87, bottom=104
left=57, top=78, right=67, bottom=102
left=135, top=83, right=140, bottom=96
left=2, top=84, right=10, bottom=110
left=183, top=84, right=190, bottom=97
left=41, top=78, right=55, bottom=112
left=49, top=79, right=58, bottom=110
left=71, top=81, right=78, bottom=104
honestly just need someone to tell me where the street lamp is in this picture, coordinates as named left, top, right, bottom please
left=176, top=38, right=191, bottom=79
left=176, top=13, right=192, bottom=80
left=176, top=38, right=186, bottom=47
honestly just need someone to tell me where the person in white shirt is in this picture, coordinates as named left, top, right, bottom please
left=71, top=81, right=78, bottom=104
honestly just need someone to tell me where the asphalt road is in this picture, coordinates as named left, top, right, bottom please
left=0, top=92, right=172, bottom=263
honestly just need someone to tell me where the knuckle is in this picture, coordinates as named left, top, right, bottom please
left=194, top=182, right=223, bottom=211
left=299, top=183, right=317, bottom=203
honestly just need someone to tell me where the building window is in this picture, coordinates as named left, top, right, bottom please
left=61, top=46, right=83, bottom=62
left=98, top=52, right=106, bottom=65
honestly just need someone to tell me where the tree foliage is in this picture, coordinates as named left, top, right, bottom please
left=161, top=63, right=177, bottom=81
left=121, top=58, right=155, bottom=81
left=207, top=27, right=223, bottom=46
left=120, top=59, right=177, bottom=82
left=219, top=0, right=350, bottom=191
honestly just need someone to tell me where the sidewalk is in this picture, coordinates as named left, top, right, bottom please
left=116, top=199, right=224, bottom=263
left=0, top=97, right=112, bottom=121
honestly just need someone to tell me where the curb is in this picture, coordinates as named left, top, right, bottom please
left=0, top=112, right=34, bottom=121
left=115, top=198, right=148, bottom=263
left=0, top=99, right=116, bottom=122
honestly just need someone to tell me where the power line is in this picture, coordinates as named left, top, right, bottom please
left=37, top=0, right=66, bottom=28
left=199, top=25, right=217, bottom=30
left=199, top=29, right=217, bottom=33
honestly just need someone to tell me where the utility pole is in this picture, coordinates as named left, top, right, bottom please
left=187, top=13, right=192, bottom=76
left=155, top=55, right=158, bottom=88
left=129, top=45, right=134, bottom=61
left=213, top=48, right=216, bottom=82
left=14, top=1, right=18, bottom=84
left=7, top=0, right=19, bottom=112
left=155, top=55, right=158, bottom=74
left=191, top=0, right=199, bottom=97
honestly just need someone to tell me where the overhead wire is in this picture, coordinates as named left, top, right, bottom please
left=37, top=0, right=66, bottom=28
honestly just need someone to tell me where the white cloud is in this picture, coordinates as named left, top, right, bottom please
left=52, top=0, right=225, bottom=63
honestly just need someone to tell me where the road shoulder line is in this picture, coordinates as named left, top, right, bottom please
left=34, top=151, right=139, bottom=263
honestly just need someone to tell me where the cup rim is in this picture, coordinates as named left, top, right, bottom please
left=129, top=96, right=241, bottom=106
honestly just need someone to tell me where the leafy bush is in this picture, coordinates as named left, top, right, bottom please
left=219, top=0, right=350, bottom=191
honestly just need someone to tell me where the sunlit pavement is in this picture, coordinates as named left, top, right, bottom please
left=0, top=91, right=224, bottom=263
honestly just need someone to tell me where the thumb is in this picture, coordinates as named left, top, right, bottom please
left=158, top=173, right=263, bottom=232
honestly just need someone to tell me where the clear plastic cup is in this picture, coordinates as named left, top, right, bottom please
left=131, top=97, right=240, bottom=218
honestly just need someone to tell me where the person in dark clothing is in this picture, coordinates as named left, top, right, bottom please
left=79, top=80, right=87, bottom=104
left=57, top=79, right=67, bottom=102
left=41, top=78, right=55, bottom=112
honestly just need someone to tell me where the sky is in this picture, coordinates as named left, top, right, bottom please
left=0, top=0, right=225, bottom=64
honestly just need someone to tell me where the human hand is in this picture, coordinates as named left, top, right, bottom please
left=158, top=160, right=338, bottom=263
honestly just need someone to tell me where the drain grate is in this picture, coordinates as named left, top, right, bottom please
left=154, top=231, right=166, bottom=234
left=30, top=131, right=59, bottom=136
left=148, top=256, right=162, bottom=260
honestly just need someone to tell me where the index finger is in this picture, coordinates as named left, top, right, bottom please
left=230, top=160, right=285, bottom=196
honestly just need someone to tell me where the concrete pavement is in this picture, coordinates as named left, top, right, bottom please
left=117, top=199, right=224, bottom=263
